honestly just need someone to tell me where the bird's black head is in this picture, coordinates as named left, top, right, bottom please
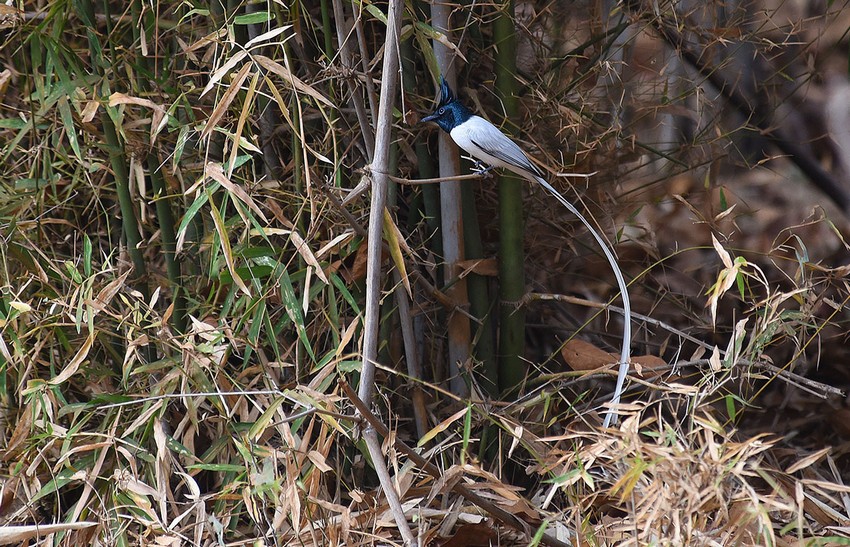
left=421, top=76, right=472, bottom=133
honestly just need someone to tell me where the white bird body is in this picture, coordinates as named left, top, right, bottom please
left=449, top=115, right=546, bottom=181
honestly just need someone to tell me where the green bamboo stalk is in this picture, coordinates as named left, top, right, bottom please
left=494, top=0, right=526, bottom=394
left=78, top=0, right=148, bottom=293
left=461, top=182, right=497, bottom=395
left=401, top=39, right=442, bottom=257
left=149, top=167, right=187, bottom=333
left=320, top=0, right=335, bottom=58
left=128, top=0, right=187, bottom=332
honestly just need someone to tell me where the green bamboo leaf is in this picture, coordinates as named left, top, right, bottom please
left=187, top=463, right=246, bottom=472
left=363, top=3, right=387, bottom=24
left=414, top=32, right=440, bottom=85
left=248, top=396, right=286, bottom=440
left=177, top=8, right=210, bottom=25
left=330, top=272, right=361, bottom=314
left=82, top=234, right=92, bottom=277
left=414, top=21, right=468, bottom=63
left=0, top=119, right=27, bottom=129
left=277, top=267, right=316, bottom=362
left=176, top=188, right=211, bottom=252
left=31, top=468, right=77, bottom=503
left=233, top=11, right=274, bottom=25
left=57, top=96, right=83, bottom=162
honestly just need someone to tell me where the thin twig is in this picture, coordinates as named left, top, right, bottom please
left=362, top=426, right=416, bottom=545
left=354, top=1, right=416, bottom=543
left=393, top=270, right=429, bottom=439
left=388, top=172, right=485, bottom=185
left=524, top=291, right=706, bottom=349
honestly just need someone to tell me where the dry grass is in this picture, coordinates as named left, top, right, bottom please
left=0, top=0, right=849, bottom=545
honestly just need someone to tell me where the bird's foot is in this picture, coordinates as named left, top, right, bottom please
left=472, top=161, right=494, bottom=179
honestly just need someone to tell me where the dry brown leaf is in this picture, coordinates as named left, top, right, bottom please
left=774, top=473, right=838, bottom=527
left=345, top=239, right=384, bottom=283
left=225, top=69, right=259, bottom=178
left=2, top=410, right=32, bottom=461
left=205, top=162, right=268, bottom=223
left=91, top=270, right=131, bottom=312
left=419, top=407, right=468, bottom=446
left=289, top=229, right=330, bottom=284
left=307, top=450, right=333, bottom=473
left=503, top=497, right=541, bottom=520
left=561, top=339, right=616, bottom=371
left=200, top=59, right=252, bottom=138
left=425, top=465, right=466, bottom=506
left=108, top=92, right=168, bottom=145
left=254, top=55, right=334, bottom=107
left=48, top=333, right=94, bottom=385
left=631, top=355, right=666, bottom=368
left=562, top=340, right=666, bottom=378
left=200, top=49, right=248, bottom=98
left=0, top=523, right=98, bottom=545
left=786, top=446, right=831, bottom=474
left=438, top=523, right=497, bottom=547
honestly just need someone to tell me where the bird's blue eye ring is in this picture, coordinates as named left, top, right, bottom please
left=438, top=107, right=445, bottom=114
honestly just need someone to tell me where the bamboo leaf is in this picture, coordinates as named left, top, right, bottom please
left=57, top=95, right=82, bottom=162
left=205, top=162, right=268, bottom=223
left=418, top=406, right=468, bottom=447
left=289, top=229, right=329, bottom=285
left=245, top=25, right=293, bottom=50
left=200, top=49, right=249, bottom=99
left=207, top=187, right=251, bottom=296
left=254, top=55, right=334, bottom=107
left=382, top=208, right=411, bottom=297
left=48, top=333, right=93, bottom=385
left=277, top=267, right=316, bottom=362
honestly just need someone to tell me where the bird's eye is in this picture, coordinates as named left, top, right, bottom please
left=438, top=107, right=445, bottom=114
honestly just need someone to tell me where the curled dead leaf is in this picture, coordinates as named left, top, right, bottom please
left=562, top=339, right=667, bottom=376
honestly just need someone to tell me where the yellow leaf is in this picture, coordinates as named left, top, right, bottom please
left=382, top=208, right=411, bottom=298
left=9, top=301, right=31, bottom=313
left=418, top=406, right=468, bottom=447
left=208, top=192, right=250, bottom=296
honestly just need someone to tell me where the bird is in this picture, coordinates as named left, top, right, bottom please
left=422, top=75, right=633, bottom=427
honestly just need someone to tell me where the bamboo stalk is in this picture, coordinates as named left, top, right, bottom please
left=430, top=3, right=471, bottom=398
left=494, top=0, right=526, bottom=394
left=79, top=0, right=148, bottom=295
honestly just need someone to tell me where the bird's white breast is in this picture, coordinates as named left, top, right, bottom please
left=449, top=116, right=515, bottom=172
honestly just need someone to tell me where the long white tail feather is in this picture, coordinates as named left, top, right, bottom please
left=533, top=175, right=632, bottom=427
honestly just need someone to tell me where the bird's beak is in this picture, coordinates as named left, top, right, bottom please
left=421, top=112, right=438, bottom=123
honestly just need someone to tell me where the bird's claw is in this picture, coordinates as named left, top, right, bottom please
left=472, top=161, right=494, bottom=179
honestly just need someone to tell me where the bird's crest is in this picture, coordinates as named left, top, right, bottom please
left=437, top=76, right=456, bottom=107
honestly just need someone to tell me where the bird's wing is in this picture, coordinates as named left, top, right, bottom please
left=465, top=117, right=545, bottom=178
